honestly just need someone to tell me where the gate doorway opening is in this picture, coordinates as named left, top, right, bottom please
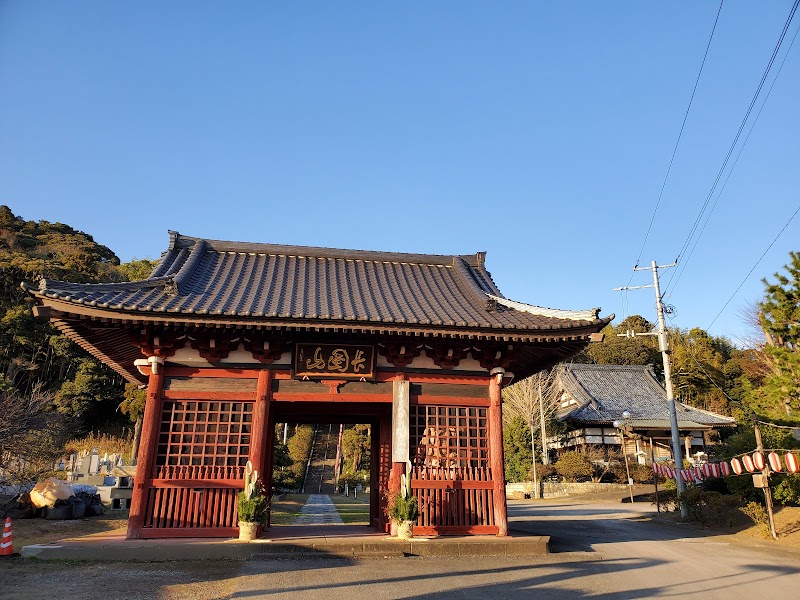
left=269, top=402, right=390, bottom=531
left=273, top=422, right=374, bottom=527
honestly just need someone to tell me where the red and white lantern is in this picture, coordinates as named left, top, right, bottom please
left=702, top=463, right=712, bottom=478
left=711, top=463, right=720, bottom=478
left=768, top=452, right=782, bottom=473
left=753, top=451, right=766, bottom=471
left=720, top=460, right=731, bottom=477
left=679, top=469, right=689, bottom=482
left=731, top=458, right=742, bottom=475
left=694, top=467, right=703, bottom=480
left=786, top=452, right=799, bottom=474
left=743, top=454, right=755, bottom=473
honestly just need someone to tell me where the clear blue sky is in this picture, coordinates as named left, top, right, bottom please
left=1, top=1, right=797, bottom=345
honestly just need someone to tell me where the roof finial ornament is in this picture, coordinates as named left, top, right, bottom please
left=163, top=278, right=178, bottom=297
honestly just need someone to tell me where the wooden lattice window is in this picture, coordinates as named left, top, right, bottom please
left=410, top=405, right=488, bottom=469
left=156, top=401, right=253, bottom=467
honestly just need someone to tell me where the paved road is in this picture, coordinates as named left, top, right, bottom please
left=232, top=500, right=800, bottom=599
left=3, top=498, right=800, bottom=599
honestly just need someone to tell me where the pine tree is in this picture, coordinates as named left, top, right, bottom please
left=759, top=251, right=800, bottom=418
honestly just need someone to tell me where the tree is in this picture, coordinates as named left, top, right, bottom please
left=503, top=415, right=532, bottom=483
left=758, top=252, right=800, bottom=418
left=669, top=327, right=734, bottom=414
left=0, top=379, right=73, bottom=485
left=342, top=424, right=370, bottom=473
left=503, top=369, right=560, bottom=489
left=0, top=206, right=161, bottom=436
left=115, top=258, right=157, bottom=282
left=287, top=425, right=314, bottom=480
left=583, top=315, right=660, bottom=368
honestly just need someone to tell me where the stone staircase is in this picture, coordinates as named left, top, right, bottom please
left=304, top=424, right=339, bottom=494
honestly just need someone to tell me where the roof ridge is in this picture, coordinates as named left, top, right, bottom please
left=171, top=239, right=207, bottom=293
left=168, top=231, right=485, bottom=267
left=567, top=363, right=652, bottom=371
left=24, top=276, right=174, bottom=295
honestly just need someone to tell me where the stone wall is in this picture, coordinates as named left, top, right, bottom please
left=506, top=481, right=631, bottom=499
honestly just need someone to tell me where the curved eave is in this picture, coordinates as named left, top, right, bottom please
left=31, top=294, right=613, bottom=343
left=49, top=318, right=146, bottom=385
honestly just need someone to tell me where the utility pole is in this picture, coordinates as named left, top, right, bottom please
left=615, top=260, right=687, bottom=518
left=538, top=383, right=550, bottom=466
left=753, top=421, right=778, bottom=539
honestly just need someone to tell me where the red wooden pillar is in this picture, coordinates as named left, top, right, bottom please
left=250, top=370, right=271, bottom=479
left=250, top=370, right=272, bottom=529
left=488, top=371, right=509, bottom=536
left=127, top=364, right=165, bottom=539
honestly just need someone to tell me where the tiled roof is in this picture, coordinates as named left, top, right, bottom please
left=26, top=232, right=610, bottom=337
left=557, top=364, right=736, bottom=428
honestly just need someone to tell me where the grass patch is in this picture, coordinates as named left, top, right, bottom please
left=269, top=493, right=308, bottom=524
left=330, top=492, right=370, bottom=524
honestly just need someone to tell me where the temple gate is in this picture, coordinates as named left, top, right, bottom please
left=26, top=232, right=610, bottom=538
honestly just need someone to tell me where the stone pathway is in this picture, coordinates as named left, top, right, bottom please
left=292, top=494, right=343, bottom=525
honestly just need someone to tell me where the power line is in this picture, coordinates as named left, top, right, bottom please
left=666, top=16, right=800, bottom=298
left=626, top=0, right=725, bottom=287
left=706, top=204, right=800, bottom=332
left=664, top=0, right=800, bottom=294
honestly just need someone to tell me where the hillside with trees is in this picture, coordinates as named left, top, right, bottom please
left=0, top=205, right=155, bottom=482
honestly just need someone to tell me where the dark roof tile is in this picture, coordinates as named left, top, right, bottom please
left=29, top=232, right=610, bottom=336
left=557, top=364, right=735, bottom=427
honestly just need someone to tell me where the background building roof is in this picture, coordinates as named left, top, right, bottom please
left=556, top=363, right=736, bottom=429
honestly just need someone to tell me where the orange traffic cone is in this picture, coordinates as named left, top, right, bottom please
left=1, top=517, right=13, bottom=556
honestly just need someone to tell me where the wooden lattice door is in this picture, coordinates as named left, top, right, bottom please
left=141, top=399, right=251, bottom=536
left=410, top=404, right=497, bottom=534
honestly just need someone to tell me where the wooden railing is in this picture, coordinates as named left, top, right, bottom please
left=141, top=464, right=245, bottom=536
left=153, top=464, right=245, bottom=482
left=411, top=466, right=496, bottom=533
left=143, top=486, right=239, bottom=532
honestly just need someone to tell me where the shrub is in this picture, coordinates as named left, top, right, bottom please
left=271, top=469, right=296, bottom=492
left=740, top=501, right=770, bottom=538
left=554, top=451, right=593, bottom=482
left=654, top=488, right=678, bottom=512
left=530, top=462, right=555, bottom=481
left=679, top=487, right=742, bottom=527
left=630, top=463, right=655, bottom=484
left=773, top=476, right=800, bottom=505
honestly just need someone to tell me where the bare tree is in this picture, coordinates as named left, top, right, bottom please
left=0, top=383, right=73, bottom=486
left=503, top=369, right=560, bottom=494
